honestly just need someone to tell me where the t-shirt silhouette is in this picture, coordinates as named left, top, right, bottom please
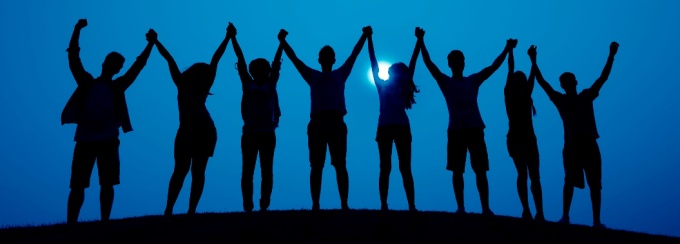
left=435, top=73, right=487, bottom=130
left=298, top=64, right=352, bottom=117
left=548, top=88, right=600, bottom=140
left=375, top=80, right=409, bottom=126
left=75, top=78, right=120, bottom=141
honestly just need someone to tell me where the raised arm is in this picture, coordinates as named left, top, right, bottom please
left=119, top=29, right=155, bottom=91
left=589, top=42, right=619, bottom=94
left=270, top=30, right=286, bottom=83
left=153, top=37, right=182, bottom=87
left=67, top=19, right=93, bottom=85
left=279, top=29, right=315, bottom=82
left=528, top=45, right=558, bottom=98
left=505, top=46, right=515, bottom=92
left=209, top=23, right=232, bottom=77
left=417, top=28, right=447, bottom=86
left=408, top=27, right=423, bottom=80
left=366, top=28, right=382, bottom=86
left=528, top=59, right=536, bottom=94
left=337, top=26, right=370, bottom=76
left=228, top=23, right=251, bottom=82
left=477, top=39, right=515, bottom=83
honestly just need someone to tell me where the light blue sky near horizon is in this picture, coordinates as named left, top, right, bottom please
left=1, top=0, right=679, bottom=238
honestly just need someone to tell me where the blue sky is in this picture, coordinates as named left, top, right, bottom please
left=1, top=0, right=679, bottom=237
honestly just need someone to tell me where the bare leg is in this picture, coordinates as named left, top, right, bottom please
left=453, top=172, right=465, bottom=213
left=164, top=155, right=191, bottom=215
left=395, top=138, right=415, bottom=211
left=100, top=185, right=114, bottom=221
left=67, top=188, right=85, bottom=224
left=377, top=140, right=393, bottom=210
left=188, top=156, right=209, bottom=214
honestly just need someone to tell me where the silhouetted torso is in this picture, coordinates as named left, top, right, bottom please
left=177, top=82, right=214, bottom=129
left=436, top=74, right=485, bottom=130
left=376, top=81, right=409, bottom=126
left=505, top=89, right=535, bottom=136
left=241, top=79, right=280, bottom=133
left=302, top=68, right=351, bottom=117
left=549, top=89, right=599, bottom=140
left=75, top=78, right=121, bottom=141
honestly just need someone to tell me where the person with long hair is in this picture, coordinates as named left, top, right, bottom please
left=154, top=25, right=231, bottom=216
left=504, top=43, right=544, bottom=221
left=228, top=23, right=284, bottom=212
left=366, top=26, right=422, bottom=211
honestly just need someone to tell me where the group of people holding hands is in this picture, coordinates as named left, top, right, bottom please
left=62, top=19, right=618, bottom=229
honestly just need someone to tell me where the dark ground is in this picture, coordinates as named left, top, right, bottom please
left=1, top=210, right=678, bottom=243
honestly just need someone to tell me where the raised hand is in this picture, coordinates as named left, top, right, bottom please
left=610, top=41, right=619, bottom=56
left=278, top=29, right=288, bottom=41
left=75, top=19, right=88, bottom=29
left=507, top=38, right=518, bottom=49
left=363, top=26, right=373, bottom=36
left=415, top=27, right=425, bottom=39
left=227, top=22, right=236, bottom=38
left=528, top=45, right=537, bottom=62
left=146, top=29, right=157, bottom=43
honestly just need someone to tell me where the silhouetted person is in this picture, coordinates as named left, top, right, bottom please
left=418, top=28, right=514, bottom=216
left=529, top=42, right=619, bottom=228
left=155, top=25, right=231, bottom=216
left=504, top=43, right=544, bottom=221
left=279, top=26, right=370, bottom=211
left=367, top=26, right=421, bottom=211
left=228, top=24, right=284, bottom=212
left=62, top=19, right=154, bottom=224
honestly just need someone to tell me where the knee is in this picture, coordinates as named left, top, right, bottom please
left=333, top=163, right=347, bottom=173
left=191, top=170, right=205, bottom=180
left=398, top=164, right=412, bottom=175
left=528, top=171, right=540, bottom=182
left=380, top=162, right=392, bottom=173
left=261, top=168, right=273, bottom=179
left=173, top=166, right=190, bottom=178
left=70, top=188, right=85, bottom=195
left=311, top=164, right=324, bottom=174
left=517, top=169, right=528, bottom=180
left=101, top=185, right=114, bottom=193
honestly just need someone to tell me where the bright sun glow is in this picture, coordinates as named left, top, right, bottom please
left=368, top=61, right=391, bottom=85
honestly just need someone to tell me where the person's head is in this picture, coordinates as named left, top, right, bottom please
left=248, top=58, right=271, bottom=81
left=182, top=62, right=213, bottom=96
left=101, top=52, right=125, bottom=77
left=559, top=72, right=577, bottom=93
left=388, top=62, right=409, bottom=83
left=318, top=45, right=336, bottom=70
left=447, top=50, right=465, bottom=73
left=387, top=62, right=420, bottom=109
left=508, top=71, right=528, bottom=94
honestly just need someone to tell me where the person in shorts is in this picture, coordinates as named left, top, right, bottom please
left=366, top=26, right=422, bottom=211
left=529, top=42, right=619, bottom=228
left=279, top=26, right=370, bottom=211
left=229, top=24, right=285, bottom=212
left=62, top=19, right=154, bottom=223
left=418, top=27, right=514, bottom=216
left=153, top=24, right=231, bottom=216
left=504, top=43, right=544, bottom=221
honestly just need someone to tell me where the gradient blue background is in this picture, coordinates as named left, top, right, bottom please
left=1, top=0, right=679, bottom=237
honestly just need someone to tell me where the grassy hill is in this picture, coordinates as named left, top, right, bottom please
left=1, top=210, right=678, bottom=243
